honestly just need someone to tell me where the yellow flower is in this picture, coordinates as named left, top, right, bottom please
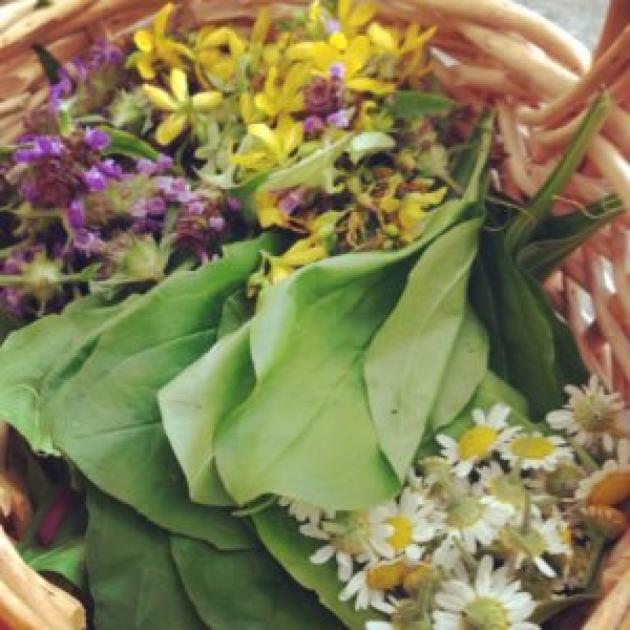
left=368, top=22, right=437, bottom=80
left=254, top=64, right=307, bottom=119
left=131, top=3, right=192, bottom=80
left=337, top=0, right=377, bottom=37
left=397, top=187, right=447, bottom=242
left=143, top=68, right=223, bottom=145
left=232, top=115, right=303, bottom=172
left=239, top=92, right=264, bottom=125
left=254, top=191, right=289, bottom=229
left=193, top=25, right=246, bottom=84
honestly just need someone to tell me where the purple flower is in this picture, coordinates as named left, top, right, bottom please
left=14, top=135, right=65, bottom=163
left=303, top=115, right=325, bottom=135
left=157, top=176, right=198, bottom=204
left=97, top=159, right=123, bottom=179
left=278, top=187, right=307, bottom=214
left=326, top=19, right=341, bottom=34
left=136, top=154, right=173, bottom=176
left=83, top=166, right=108, bottom=192
left=208, top=216, right=226, bottom=232
left=48, top=69, right=73, bottom=112
left=84, top=128, right=111, bottom=152
left=73, top=229, right=104, bottom=254
left=186, top=201, right=207, bottom=216
left=329, top=63, right=346, bottom=80
left=67, top=199, right=86, bottom=230
left=304, top=76, right=345, bottom=116
left=327, top=109, right=353, bottom=129
left=226, top=197, right=243, bottom=213
left=131, top=196, right=168, bottom=219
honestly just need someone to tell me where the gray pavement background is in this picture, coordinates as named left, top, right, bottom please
left=519, top=0, right=608, bottom=48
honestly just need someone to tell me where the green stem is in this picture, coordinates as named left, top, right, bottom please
left=568, top=437, right=600, bottom=473
left=521, top=489, right=531, bottom=534
left=505, top=91, right=612, bottom=254
left=581, top=535, right=606, bottom=590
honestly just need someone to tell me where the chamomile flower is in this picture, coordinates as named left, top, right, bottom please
left=501, top=432, right=573, bottom=472
left=499, top=515, right=571, bottom=578
left=368, top=488, right=439, bottom=561
left=442, top=491, right=514, bottom=553
left=437, top=404, right=519, bottom=477
left=278, top=496, right=333, bottom=525
left=433, top=555, right=539, bottom=630
left=575, top=437, right=630, bottom=506
left=366, top=596, right=432, bottom=630
left=302, top=512, right=374, bottom=581
left=547, top=375, right=624, bottom=452
left=339, top=560, right=403, bottom=613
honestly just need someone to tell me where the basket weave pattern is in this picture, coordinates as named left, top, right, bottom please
left=1, top=0, right=628, bottom=402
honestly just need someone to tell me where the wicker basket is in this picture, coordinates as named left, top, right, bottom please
left=0, top=0, right=628, bottom=628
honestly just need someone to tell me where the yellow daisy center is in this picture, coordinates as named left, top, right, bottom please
left=463, top=596, right=509, bottom=630
left=587, top=470, right=630, bottom=506
left=387, top=515, right=413, bottom=551
left=366, top=559, right=407, bottom=590
left=458, top=426, right=498, bottom=459
left=509, top=435, right=554, bottom=459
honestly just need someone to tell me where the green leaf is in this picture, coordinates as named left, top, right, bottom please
left=261, top=134, right=352, bottom=193
left=22, top=539, right=85, bottom=588
left=428, top=307, right=489, bottom=432
left=216, top=288, right=254, bottom=339
left=391, top=91, right=455, bottom=119
left=32, top=44, right=62, bottom=84
left=0, top=295, right=137, bottom=454
left=364, top=218, right=481, bottom=479
left=227, top=172, right=269, bottom=225
left=171, top=535, right=341, bottom=629
left=506, top=92, right=612, bottom=253
left=100, top=127, right=160, bottom=161
left=159, top=324, right=254, bottom=506
left=0, top=309, right=21, bottom=342
left=347, top=131, right=395, bottom=164
left=254, top=506, right=379, bottom=630
left=45, top=238, right=281, bottom=549
left=86, top=488, right=205, bottom=630
left=215, top=202, right=471, bottom=510
left=517, top=195, right=623, bottom=280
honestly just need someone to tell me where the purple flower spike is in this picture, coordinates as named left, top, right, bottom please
left=68, top=199, right=86, bottom=230
left=329, top=62, right=346, bottom=80
left=187, top=201, right=206, bottom=216
left=226, top=197, right=243, bottom=213
left=84, top=128, right=111, bottom=152
left=326, top=18, right=341, bottom=34
left=74, top=229, right=104, bottom=255
left=83, top=166, right=107, bottom=192
left=156, top=154, right=174, bottom=172
left=208, top=216, right=226, bottom=232
left=145, top=197, right=167, bottom=217
left=303, top=115, right=325, bottom=135
left=327, top=109, right=352, bottom=129
left=98, top=159, right=123, bottom=180
left=48, top=70, right=73, bottom=112
left=136, top=154, right=173, bottom=176
left=278, top=187, right=307, bottom=214
left=14, top=135, right=65, bottom=163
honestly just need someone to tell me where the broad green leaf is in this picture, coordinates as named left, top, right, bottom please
left=254, top=506, right=380, bottom=630
left=428, top=307, right=489, bottom=432
left=365, top=219, right=481, bottom=479
left=100, top=126, right=160, bottom=161
left=0, top=295, right=136, bottom=454
left=22, top=539, right=85, bottom=588
left=390, top=91, right=455, bottom=119
left=216, top=289, right=254, bottom=339
left=86, top=488, right=205, bottom=630
left=171, top=536, right=341, bottom=629
left=159, top=324, right=254, bottom=506
left=347, top=131, right=395, bottom=164
left=215, top=201, right=473, bottom=510
left=44, top=237, right=281, bottom=548
left=0, top=309, right=21, bottom=342
left=261, top=134, right=352, bottom=193
left=227, top=172, right=269, bottom=225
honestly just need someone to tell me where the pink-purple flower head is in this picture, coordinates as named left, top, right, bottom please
left=329, top=62, right=346, bottom=80
left=83, top=166, right=108, bottom=192
left=84, top=128, right=111, bottom=152
left=327, top=108, right=353, bottom=129
left=303, top=115, right=325, bottom=136
left=136, top=154, right=174, bottom=176
left=13, top=135, right=65, bottom=163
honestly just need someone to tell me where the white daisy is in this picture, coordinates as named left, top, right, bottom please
left=500, top=514, right=571, bottom=578
left=547, top=375, right=624, bottom=452
left=501, top=432, right=573, bottom=472
left=437, top=404, right=519, bottom=477
left=339, top=560, right=403, bottom=613
left=278, top=496, right=334, bottom=525
left=433, top=555, right=539, bottom=630
left=441, top=488, right=514, bottom=553
left=368, top=487, right=441, bottom=561
left=301, top=512, right=374, bottom=582
left=575, top=437, right=630, bottom=505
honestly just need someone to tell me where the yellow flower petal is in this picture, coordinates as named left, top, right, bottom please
left=282, top=63, right=308, bottom=101
left=344, top=35, right=372, bottom=76
left=254, top=93, right=274, bottom=117
left=287, top=42, right=317, bottom=61
left=134, top=30, right=155, bottom=54
left=249, top=123, right=281, bottom=157
left=346, top=77, right=396, bottom=95
left=136, top=55, right=157, bottom=80
left=143, top=84, right=178, bottom=111
left=282, top=242, right=327, bottom=266
left=156, top=112, right=188, bottom=145
left=368, top=23, right=397, bottom=54
left=191, top=91, right=223, bottom=111
left=329, top=32, right=349, bottom=52
left=338, top=0, right=352, bottom=24
left=252, top=6, right=270, bottom=45
left=169, top=68, right=189, bottom=103
left=153, top=2, right=175, bottom=38
left=348, top=2, right=377, bottom=32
